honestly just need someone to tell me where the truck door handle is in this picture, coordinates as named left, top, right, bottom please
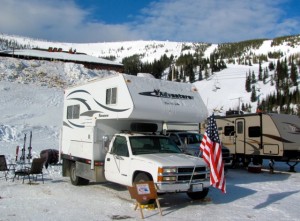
left=115, top=155, right=123, bottom=160
left=107, top=158, right=110, bottom=161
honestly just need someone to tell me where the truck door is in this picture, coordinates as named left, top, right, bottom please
left=235, top=118, right=245, bottom=154
left=104, top=136, right=131, bottom=186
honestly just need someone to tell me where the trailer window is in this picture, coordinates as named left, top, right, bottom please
left=224, top=126, right=235, bottom=136
left=237, top=121, right=243, bottom=134
left=67, top=105, right=80, bottom=119
left=248, top=126, right=261, bottom=137
left=106, top=87, right=117, bottom=105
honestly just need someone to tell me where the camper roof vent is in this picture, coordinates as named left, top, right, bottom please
left=137, top=73, right=155, bottom=78
left=130, top=123, right=158, bottom=133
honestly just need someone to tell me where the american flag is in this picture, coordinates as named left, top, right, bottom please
left=200, top=114, right=226, bottom=193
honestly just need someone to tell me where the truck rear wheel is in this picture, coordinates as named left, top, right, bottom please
left=70, top=162, right=89, bottom=185
left=187, top=188, right=209, bottom=200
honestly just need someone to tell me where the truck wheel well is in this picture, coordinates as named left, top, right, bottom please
left=133, top=171, right=153, bottom=183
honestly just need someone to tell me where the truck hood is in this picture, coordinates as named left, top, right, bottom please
left=132, top=153, right=207, bottom=167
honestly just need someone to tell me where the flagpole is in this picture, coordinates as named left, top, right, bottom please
left=188, top=150, right=202, bottom=186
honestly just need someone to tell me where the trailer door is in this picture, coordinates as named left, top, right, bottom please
left=235, top=118, right=245, bottom=154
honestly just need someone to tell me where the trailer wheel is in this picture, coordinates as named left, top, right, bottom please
left=70, top=162, right=89, bottom=185
left=187, top=188, right=209, bottom=200
left=133, top=173, right=154, bottom=205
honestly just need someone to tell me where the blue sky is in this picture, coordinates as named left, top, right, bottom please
left=0, top=0, right=299, bottom=43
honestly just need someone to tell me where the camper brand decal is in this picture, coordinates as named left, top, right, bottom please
left=99, top=114, right=109, bottom=118
left=139, top=89, right=194, bottom=100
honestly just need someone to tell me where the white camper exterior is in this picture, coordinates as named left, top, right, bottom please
left=215, top=113, right=300, bottom=170
left=61, top=73, right=210, bottom=200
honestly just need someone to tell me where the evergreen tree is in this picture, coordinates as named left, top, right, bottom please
left=167, top=66, right=172, bottom=81
left=263, top=67, right=269, bottom=84
left=268, top=61, right=275, bottom=71
left=245, top=73, right=251, bottom=92
left=251, top=86, right=257, bottom=102
left=179, top=66, right=184, bottom=81
left=258, top=61, right=263, bottom=81
left=122, top=54, right=141, bottom=75
left=204, top=67, right=210, bottom=79
left=198, top=68, right=203, bottom=81
left=251, top=71, right=256, bottom=84
left=290, top=59, right=298, bottom=86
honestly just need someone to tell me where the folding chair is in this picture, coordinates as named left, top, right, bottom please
left=0, top=155, right=9, bottom=181
left=13, top=158, right=45, bottom=184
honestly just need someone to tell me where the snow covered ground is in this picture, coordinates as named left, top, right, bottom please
left=1, top=162, right=299, bottom=221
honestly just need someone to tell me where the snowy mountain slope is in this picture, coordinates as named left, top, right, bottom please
left=195, top=63, right=277, bottom=113
left=2, top=33, right=300, bottom=63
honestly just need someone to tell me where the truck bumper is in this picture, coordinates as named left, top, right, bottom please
left=156, top=180, right=210, bottom=193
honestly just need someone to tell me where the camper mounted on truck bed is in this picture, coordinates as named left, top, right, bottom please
left=215, top=112, right=300, bottom=171
left=60, top=73, right=211, bottom=200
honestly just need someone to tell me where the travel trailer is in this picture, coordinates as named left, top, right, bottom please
left=60, top=73, right=211, bottom=200
left=215, top=113, right=300, bottom=171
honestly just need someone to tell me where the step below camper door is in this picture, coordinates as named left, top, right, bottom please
left=235, top=119, right=245, bottom=154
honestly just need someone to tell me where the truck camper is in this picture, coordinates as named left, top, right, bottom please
left=60, top=73, right=211, bottom=200
left=215, top=113, right=300, bottom=171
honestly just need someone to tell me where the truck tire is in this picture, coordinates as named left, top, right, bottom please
left=187, top=188, right=209, bottom=200
left=70, top=162, right=89, bottom=186
left=134, top=172, right=152, bottom=183
left=133, top=173, right=154, bottom=205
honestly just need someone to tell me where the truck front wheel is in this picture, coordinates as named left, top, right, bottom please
left=70, top=162, right=89, bottom=185
left=187, top=188, right=209, bottom=200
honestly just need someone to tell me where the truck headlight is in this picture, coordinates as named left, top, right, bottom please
left=157, top=176, right=177, bottom=182
left=158, top=167, right=177, bottom=174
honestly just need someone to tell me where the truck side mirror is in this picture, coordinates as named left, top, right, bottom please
left=102, top=135, right=110, bottom=152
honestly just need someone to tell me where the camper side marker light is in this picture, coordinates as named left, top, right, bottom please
left=85, top=160, right=104, bottom=166
left=126, top=79, right=131, bottom=83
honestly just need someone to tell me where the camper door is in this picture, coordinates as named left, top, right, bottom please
left=235, top=118, right=246, bottom=154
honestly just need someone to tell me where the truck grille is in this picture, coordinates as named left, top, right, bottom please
left=177, top=166, right=207, bottom=181
left=178, top=167, right=206, bottom=173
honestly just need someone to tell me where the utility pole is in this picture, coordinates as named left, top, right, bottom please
left=230, top=97, right=242, bottom=113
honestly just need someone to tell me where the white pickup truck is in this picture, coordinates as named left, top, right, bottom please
left=103, top=131, right=210, bottom=200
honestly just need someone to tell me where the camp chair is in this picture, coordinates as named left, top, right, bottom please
left=0, top=155, right=9, bottom=181
left=13, top=158, right=45, bottom=184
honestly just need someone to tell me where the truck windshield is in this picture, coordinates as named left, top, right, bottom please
left=178, top=133, right=203, bottom=144
left=130, top=136, right=182, bottom=155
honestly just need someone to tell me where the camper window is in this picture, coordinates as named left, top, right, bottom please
left=248, top=126, right=261, bottom=137
left=67, top=105, right=80, bottom=119
left=106, top=87, right=117, bottom=105
left=224, top=126, right=235, bottom=136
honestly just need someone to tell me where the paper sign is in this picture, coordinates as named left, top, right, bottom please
left=136, top=183, right=150, bottom=195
